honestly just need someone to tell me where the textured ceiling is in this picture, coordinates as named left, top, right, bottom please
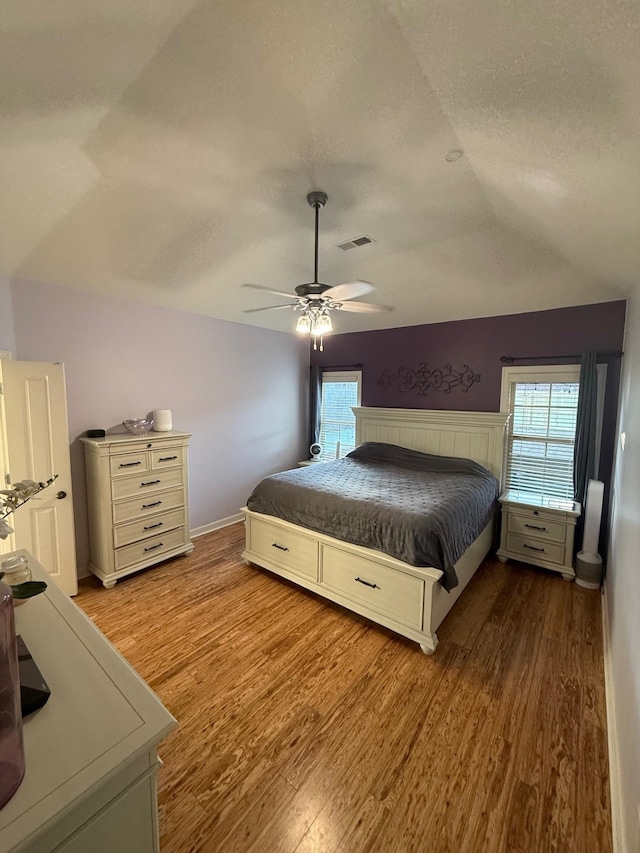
left=1, top=0, right=638, bottom=334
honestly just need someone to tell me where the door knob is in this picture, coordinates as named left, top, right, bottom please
left=56, top=491, right=67, bottom=500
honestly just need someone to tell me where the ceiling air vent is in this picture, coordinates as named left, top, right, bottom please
left=337, top=235, right=375, bottom=251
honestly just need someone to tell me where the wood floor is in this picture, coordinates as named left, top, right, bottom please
left=76, top=523, right=612, bottom=853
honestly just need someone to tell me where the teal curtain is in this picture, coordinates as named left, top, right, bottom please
left=309, top=366, right=322, bottom=452
left=573, top=350, right=598, bottom=505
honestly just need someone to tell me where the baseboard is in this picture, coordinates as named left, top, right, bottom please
left=602, top=582, right=625, bottom=853
left=191, top=512, right=244, bottom=539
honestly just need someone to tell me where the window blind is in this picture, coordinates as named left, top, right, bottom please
left=319, top=373, right=360, bottom=461
left=505, top=380, right=579, bottom=501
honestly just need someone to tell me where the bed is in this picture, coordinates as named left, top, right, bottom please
left=242, top=407, right=508, bottom=654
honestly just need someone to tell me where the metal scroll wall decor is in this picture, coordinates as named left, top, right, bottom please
left=377, top=363, right=481, bottom=396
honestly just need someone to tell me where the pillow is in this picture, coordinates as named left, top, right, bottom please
left=347, top=441, right=494, bottom=479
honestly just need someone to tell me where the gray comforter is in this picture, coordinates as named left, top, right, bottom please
left=247, top=442, right=499, bottom=591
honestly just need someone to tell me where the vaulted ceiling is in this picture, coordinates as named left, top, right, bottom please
left=1, top=0, right=638, bottom=333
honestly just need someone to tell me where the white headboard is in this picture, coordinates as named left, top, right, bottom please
left=353, top=407, right=508, bottom=482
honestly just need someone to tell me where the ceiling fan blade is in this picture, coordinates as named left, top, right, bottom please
left=243, top=283, right=298, bottom=300
left=243, top=304, right=296, bottom=314
left=335, top=301, right=393, bottom=314
left=324, top=280, right=374, bottom=301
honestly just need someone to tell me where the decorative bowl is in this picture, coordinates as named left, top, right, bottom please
left=122, top=418, right=154, bottom=435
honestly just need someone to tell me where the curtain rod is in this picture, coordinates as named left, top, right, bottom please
left=311, top=362, right=363, bottom=370
left=500, top=350, right=623, bottom=364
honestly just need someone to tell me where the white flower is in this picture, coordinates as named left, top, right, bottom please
left=12, top=480, right=43, bottom=499
left=0, top=475, right=58, bottom=521
left=0, top=518, right=14, bottom=539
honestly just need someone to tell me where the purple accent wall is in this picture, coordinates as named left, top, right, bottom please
left=312, top=301, right=627, bottom=550
left=312, top=301, right=626, bottom=412
left=11, top=279, right=308, bottom=573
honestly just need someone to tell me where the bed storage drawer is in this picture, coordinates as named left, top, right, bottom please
left=248, top=517, right=318, bottom=580
left=320, top=546, right=424, bottom=629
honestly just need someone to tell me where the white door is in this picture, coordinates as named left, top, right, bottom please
left=1, top=361, right=78, bottom=595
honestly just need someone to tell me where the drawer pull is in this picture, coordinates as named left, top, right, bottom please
left=119, top=461, right=142, bottom=468
left=144, top=542, right=164, bottom=552
left=524, top=544, right=545, bottom=553
left=355, top=576, right=380, bottom=589
left=272, top=542, right=289, bottom=552
left=524, top=523, right=547, bottom=531
left=144, top=522, right=164, bottom=531
left=159, top=455, right=178, bottom=462
left=142, top=500, right=162, bottom=509
left=141, top=479, right=161, bottom=487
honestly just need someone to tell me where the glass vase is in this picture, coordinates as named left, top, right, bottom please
left=0, top=579, right=25, bottom=808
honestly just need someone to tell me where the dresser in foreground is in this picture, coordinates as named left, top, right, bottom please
left=81, top=431, right=193, bottom=588
left=0, top=550, right=176, bottom=853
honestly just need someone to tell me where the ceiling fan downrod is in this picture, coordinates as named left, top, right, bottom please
left=307, top=191, right=328, bottom=285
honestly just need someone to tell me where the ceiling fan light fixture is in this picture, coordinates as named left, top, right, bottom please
left=314, top=312, right=333, bottom=335
left=296, top=313, right=312, bottom=334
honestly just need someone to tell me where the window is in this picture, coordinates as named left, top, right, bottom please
left=319, top=371, right=362, bottom=461
left=500, top=365, right=606, bottom=503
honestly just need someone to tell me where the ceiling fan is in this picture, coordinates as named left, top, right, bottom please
left=243, top=191, right=392, bottom=350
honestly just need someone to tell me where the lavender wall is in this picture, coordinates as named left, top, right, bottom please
left=0, top=276, right=16, bottom=355
left=313, top=301, right=627, bottom=550
left=11, top=279, right=308, bottom=572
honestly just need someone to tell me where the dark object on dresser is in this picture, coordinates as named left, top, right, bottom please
left=17, top=635, right=51, bottom=716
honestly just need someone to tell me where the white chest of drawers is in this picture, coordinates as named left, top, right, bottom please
left=81, top=431, right=193, bottom=588
left=496, top=490, right=581, bottom=580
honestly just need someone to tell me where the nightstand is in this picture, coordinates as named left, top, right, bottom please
left=496, top=490, right=581, bottom=580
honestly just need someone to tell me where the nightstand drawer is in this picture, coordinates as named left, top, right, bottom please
left=506, top=533, right=565, bottom=565
left=114, top=508, right=186, bottom=548
left=507, top=513, right=566, bottom=543
left=112, top=467, right=184, bottom=500
left=504, top=505, right=568, bottom=524
left=115, top=527, right=186, bottom=571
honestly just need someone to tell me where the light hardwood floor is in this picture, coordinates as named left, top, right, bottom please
left=76, top=523, right=612, bottom=853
